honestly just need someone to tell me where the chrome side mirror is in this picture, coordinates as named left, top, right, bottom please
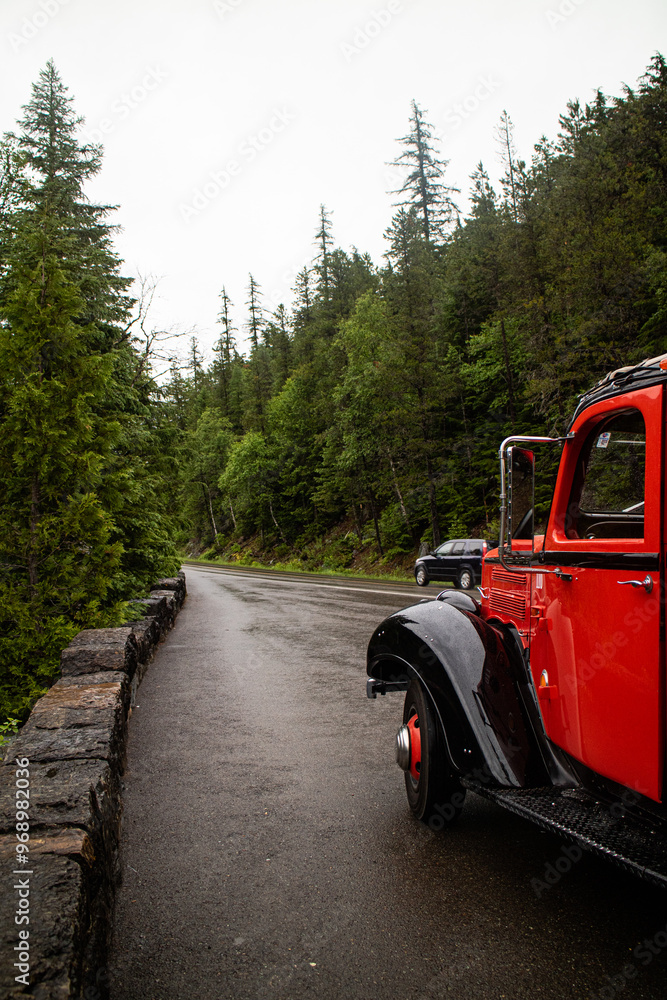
left=498, top=435, right=569, bottom=571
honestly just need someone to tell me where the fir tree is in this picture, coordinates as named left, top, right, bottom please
left=389, top=100, right=459, bottom=241
left=245, top=273, right=264, bottom=350
left=0, top=207, right=124, bottom=718
left=0, top=62, right=178, bottom=721
left=495, top=110, right=522, bottom=221
left=265, top=303, right=291, bottom=393
left=242, top=275, right=271, bottom=432
left=9, top=59, right=133, bottom=339
left=211, top=286, right=243, bottom=425
left=314, top=204, right=334, bottom=301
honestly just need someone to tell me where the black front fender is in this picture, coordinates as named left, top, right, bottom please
left=367, top=599, right=570, bottom=789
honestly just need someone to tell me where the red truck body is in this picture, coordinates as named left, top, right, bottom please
left=367, top=355, right=667, bottom=887
left=483, top=378, right=663, bottom=803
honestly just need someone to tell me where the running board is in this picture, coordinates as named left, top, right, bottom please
left=462, top=780, right=667, bottom=890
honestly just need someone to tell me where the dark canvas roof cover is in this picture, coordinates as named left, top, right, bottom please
left=570, top=352, right=667, bottom=425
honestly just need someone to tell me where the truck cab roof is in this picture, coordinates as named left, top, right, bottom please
left=572, top=352, right=667, bottom=424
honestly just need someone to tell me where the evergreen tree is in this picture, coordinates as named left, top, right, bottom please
left=265, top=303, right=292, bottom=393
left=211, top=286, right=244, bottom=428
left=313, top=204, right=334, bottom=302
left=187, top=335, right=205, bottom=391
left=0, top=185, right=123, bottom=717
left=442, top=163, right=501, bottom=346
left=495, top=110, right=522, bottom=221
left=0, top=62, right=178, bottom=721
left=390, top=100, right=459, bottom=241
left=8, top=60, right=133, bottom=339
left=291, top=267, right=315, bottom=365
left=245, top=273, right=264, bottom=350
left=383, top=208, right=451, bottom=546
left=242, top=274, right=272, bottom=432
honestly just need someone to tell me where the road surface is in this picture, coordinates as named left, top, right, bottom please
left=108, top=565, right=667, bottom=999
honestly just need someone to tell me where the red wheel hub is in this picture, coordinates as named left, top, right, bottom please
left=406, top=712, right=422, bottom=782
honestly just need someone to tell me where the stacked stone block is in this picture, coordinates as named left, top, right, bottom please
left=0, top=573, right=186, bottom=999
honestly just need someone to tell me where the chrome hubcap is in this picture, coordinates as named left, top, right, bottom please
left=396, top=723, right=411, bottom=771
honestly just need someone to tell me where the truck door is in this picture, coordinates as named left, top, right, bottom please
left=536, top=385, right=664, bottom=802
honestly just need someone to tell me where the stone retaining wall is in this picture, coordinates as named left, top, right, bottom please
left=0, top=573, right=186, bottom=999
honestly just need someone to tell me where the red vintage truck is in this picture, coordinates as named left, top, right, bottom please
left=367, top=353, right=667, bottom=887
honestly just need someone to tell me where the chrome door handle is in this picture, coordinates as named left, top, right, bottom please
left=617, top=575, right=653, bottom=593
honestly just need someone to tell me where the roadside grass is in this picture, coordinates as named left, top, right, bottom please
left=180, top=553, right=418, bottom=584
left=179, top=522, right=424, bottom=583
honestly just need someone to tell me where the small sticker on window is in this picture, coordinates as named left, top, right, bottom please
left=596, top=432, right=611, bottom=448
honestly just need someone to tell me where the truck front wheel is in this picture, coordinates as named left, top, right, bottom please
left=398, top=680, right=466, bottom=828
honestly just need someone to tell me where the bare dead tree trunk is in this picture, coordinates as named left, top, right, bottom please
left=368, top=488, right=383, bottom=557
left=268, top=499, right=287, bottom=544
left=353, top=503, right=364, bottom=542
left=198, top=482, right=218, bottom=540
left=496, top=110, right=519, bottom=222
left=386, top=450, right=414, bottom=540
left=361, top=457, right=383, bottom=556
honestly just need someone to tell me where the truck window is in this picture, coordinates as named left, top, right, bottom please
left=567, top=409, right=645, bottom=539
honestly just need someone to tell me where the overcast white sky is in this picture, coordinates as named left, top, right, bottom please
left=2, top=0, right=667, bottom=363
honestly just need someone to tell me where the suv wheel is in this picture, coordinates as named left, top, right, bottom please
left=415, top=565, right=429, bottom=587
left=457, top=567, right=474, bottom=590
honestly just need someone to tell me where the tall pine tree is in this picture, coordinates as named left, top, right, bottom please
left=390, top=100, right=459, bottom=241
left=0, top=62, right=178, bottom=721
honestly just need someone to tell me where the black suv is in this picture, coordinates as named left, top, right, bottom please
left=414, top=538, right=491, bottom=590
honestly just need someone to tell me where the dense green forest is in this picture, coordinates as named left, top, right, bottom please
left=170, top=54, right=667, bottom=567
left=1, top=55, right=667, bottom=726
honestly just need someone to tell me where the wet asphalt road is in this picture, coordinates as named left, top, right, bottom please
left=108, top=565, right=667, bottom=1000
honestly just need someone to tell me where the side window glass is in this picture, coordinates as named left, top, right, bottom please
left=468, top=541, right=483, bottom=555
left=451, top=541, right=465, bottom=555
left=437, top=542, right=454, bottom=555
left=568, top=409, right=645, bottom=539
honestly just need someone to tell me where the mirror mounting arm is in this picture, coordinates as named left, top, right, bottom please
left=498, top=433, right=575, bottom=578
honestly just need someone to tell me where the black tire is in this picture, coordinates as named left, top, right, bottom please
left=415, top=565, right=429, bottom=587
left=402, top=680, right=465, bottom=828
left=457, top=567, right=474, bottom=591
